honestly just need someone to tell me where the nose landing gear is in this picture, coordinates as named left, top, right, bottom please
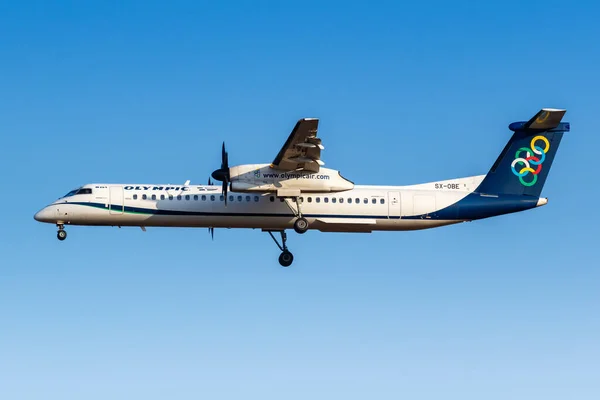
left=57, top=224, right=67, bottom=241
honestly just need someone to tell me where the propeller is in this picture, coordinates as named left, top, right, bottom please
left=208, top=227, right=214, bottom=240
left=211, top=142, right=230, bottom=206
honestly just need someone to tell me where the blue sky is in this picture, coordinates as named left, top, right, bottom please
left=1, top=1, right=599, bottom=399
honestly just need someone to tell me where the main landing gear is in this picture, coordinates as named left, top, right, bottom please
left=267, top=230, right=294, bottom=267
left=293, top=217, right=309, bottom=234
left=57, top=224, right=67, bottom=241
left=266, top=196, right=310, bottom=266
left=285, top=197, right=309, bottom=234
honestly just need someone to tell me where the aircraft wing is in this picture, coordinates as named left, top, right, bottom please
left=271, top=118, right=324, bottom=173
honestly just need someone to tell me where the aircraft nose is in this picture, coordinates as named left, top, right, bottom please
left=34, top=206, right=54, bottom=223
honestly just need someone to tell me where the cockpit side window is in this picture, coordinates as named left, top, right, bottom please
left=63, top=187, right=93, bottom=198
left=63, top=189, right=78, bottom=198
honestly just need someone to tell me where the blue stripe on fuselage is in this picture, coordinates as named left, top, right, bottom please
left=68, top=195, right=539, bottom=221
left=68, top=202, right=391, bottom=219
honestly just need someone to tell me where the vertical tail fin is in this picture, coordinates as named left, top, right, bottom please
left=476, top=109, right=569, bottom=197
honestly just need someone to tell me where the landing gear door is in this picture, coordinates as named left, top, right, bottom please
left=388, top=191, right=401, bottom=219
left=109, top=186, right=124, bottom=214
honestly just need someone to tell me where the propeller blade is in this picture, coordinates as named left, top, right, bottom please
left=212, top=141, right=230, bottom=207
left=208, top=227, right=214, bottom=240
left=221, top=142, right=228, bottom=169
left=211, top=142, right=230, bottom=183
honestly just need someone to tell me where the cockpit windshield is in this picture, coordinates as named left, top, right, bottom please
left=62, top=188, right=92, bottom=198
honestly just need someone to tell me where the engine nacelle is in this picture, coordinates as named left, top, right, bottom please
left=229, top=164, right=354, bottom=193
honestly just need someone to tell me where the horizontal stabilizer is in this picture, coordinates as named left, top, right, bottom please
left=524, top=108, right=566, bottom=130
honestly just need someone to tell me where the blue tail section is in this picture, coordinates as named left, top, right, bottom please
left=475, top=109, right=569, bottom=197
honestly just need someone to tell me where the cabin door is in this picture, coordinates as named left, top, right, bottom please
left=109, top=186, right=124, bottom=214
left=387, top=191, right=401, bottom=219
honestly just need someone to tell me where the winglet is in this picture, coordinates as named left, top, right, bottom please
left=509, top=108, right=566, bottom=131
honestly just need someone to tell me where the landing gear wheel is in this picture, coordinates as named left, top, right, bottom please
left=293, top=217, right=309, bottom=234
left=57, top=230, right=67, bottom=241
left=267, top=231, right=295, bottom=267
left=278, top=250, right=294, bottom=267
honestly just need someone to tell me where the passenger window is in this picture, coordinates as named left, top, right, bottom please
left=177, top=195, right=182, bottom=200
left=308, top=197, right=312, bottom=203
left=229, top=195, right=234, bottom=202
left=332, top=198, right=336, bottom=203
left=339, top=198, right=344, bottom=203
left=201, top=195, right=206, bottom=201
left=347, top=198, right=352, bottom=203
left=169, top=195, right=174, bottom=200
left=237, top=195, right=242, bottom=202
left=316, top=197, right=321, bottom=203
left=220, top=195, right=224, bottom=201
left=254, top=196, right=259, bottom=202
left=363, top=198, right=368, bottom=204
left=185, top=195, right=190, bottom=200
left=133, top=194, right=138, bottom=200
left=380, top=198, right=385, bottom=204
left=160, top=194, right=165, bottom=200
left=210, top=195, right=215, bottom=201
left=141, top=194, right=146, bottom=200
left=372, top=198, right=376, bottom=204
left=194, top=195, right=198, bottom=201
left=151, top=194, right=155, bottom=200
left=246, top=195, right=250, bottom=202
left=356, top=198, right=360, bottom=204
left=324, top=198, right=329, bottom=203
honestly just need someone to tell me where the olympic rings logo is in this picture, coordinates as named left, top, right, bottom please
left=510, top=135, right=550, bottom=187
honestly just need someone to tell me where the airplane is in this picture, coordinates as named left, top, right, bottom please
left=34, top=108, right=569, bottom=267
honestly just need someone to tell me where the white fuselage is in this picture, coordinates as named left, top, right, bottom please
left=34, top=175, right=489, bottom=232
